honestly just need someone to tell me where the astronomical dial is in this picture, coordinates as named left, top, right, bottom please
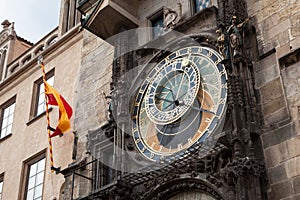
left=132, top=46, right=227, bottom=162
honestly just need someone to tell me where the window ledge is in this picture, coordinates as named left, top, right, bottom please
left=0, top=133, right=12, bottom=142
left=26, top=107, right=53, bottom=126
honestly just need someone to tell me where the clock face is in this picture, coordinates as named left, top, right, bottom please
left=145, top=58, right=201, bottom=124
left=132, top=46, right=227, bottom=162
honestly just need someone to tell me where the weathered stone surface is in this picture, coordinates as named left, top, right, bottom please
left=260, top=78, right=284, bottom=104
left=262, top=122, right=295, bottom=148
left=264, top=142, right=289, bottom=167
left=261, top=95, right=286, bottom=116
left=295, top=194, right=300, bottom=199
left=276, top=43, right=291, bottom=60
left=278, top=2, right=300, bottom=36
left=286, top=137, right=300, bottom=158
left=285, top=156, right=300, bottom=178
left=291, top=14, right=300, bottom=28
left=291, top=27, right=300, bottom=37
left=282, top=80, right=300, bottom=99
left=281, top=197, right=294, bottom=200
left=254, top=61, right=279, bottom=88
left=268, top=163, right=288, bottom=184
left=264, top=107, right=289, bottom=125
left=290, top=33, right=300, bottom=50
left=265, top=19, right=291, bottom=40
left=261, top=13, right=279, bottom=31
left=262, top=0, right=289, bottom=18
left=255, top=53, right=277, bottom=72
left=278, top=30, right=290, bottom=46
left=293, top=175, right=300, bottom=194
left=270, top=180, right=293, bottom=200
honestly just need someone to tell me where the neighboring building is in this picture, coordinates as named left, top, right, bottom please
left=0, top=1, right=82, bottom=199
left=0, top=0, right=299, bottom=200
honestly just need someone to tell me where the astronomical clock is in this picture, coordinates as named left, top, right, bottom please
left=132, top=46, right=227, bottom=162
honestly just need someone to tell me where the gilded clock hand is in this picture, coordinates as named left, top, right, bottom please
left=178, top=100, right=215, bottom=115
left=167, top=88, right=177, bottom=101
left=155, top=95, right=182, bottom=112
left=155, top=95, right=174, bottom=104
left=190, top=106, right=215, bottom=115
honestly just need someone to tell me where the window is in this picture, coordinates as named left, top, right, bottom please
left=32, top=71, right=54, bottom=117
left=0, top=49, right=7, bottom=80
left=152, top=16, right=164, bottom=39
left=149, top=9, right=164, bottom=39
left=93, top=147, right=114, bottom=188
left=0, top=97, right=16, bottom=139
left=102, top=148, right=113, bottom=186
left=25, top=157, right=46, bottom=200
left=193, top=0, right=211, bottom=13
left=0, top=176, right=3, bottom=200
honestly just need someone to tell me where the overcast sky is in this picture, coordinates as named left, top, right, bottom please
left=0, top=0, right=61, bottom=43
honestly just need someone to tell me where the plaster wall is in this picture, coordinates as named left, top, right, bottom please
left=0, top=31, right=82, bottom=200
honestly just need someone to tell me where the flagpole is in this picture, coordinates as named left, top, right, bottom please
left=38, top=56, right=59, bottom=173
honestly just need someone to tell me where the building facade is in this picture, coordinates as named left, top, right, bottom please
left=0, top=0, right=299, bottom=200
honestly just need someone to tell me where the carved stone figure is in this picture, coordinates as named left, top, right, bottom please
left=227, top=16, right=249, bottom=57
left=1, top=19, right=11, bottom=29
left=163, top=7, right=178, bottom=30
left=216, top=24, right=227, bottom=58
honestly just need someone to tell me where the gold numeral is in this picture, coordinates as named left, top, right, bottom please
left=159, top=146, right=163, bottom=152
left=178, top=143, right=183, bottom=150
left=205, top=118, right=212, bottom=123
left=151, top=142, right=156, bottom=148
left=150, top=152, right=155, bottom=159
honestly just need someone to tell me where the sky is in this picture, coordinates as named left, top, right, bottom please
left=0, top=0, right=61, bottom=43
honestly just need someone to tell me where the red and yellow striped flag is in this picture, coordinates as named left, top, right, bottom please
left=44, top=81, right=73, bottom=138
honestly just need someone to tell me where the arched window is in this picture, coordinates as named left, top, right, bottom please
left=62, top=0, right=81, bottom=34
left=0, top=50, right=7, bottom=80
left=46, top=35, right=58, bottom=46
left=34, top=45, right=45, bottom=56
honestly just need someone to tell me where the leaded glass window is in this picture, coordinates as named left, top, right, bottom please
left=194, top=0, right=211, bottom=13
left=152, top=15, right=164, bottom=39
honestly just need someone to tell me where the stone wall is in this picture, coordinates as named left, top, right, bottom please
left=73, top=30, right=114, bottom=160
left=247, top=0, right=300, bottom=199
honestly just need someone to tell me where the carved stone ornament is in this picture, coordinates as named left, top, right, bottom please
left=163, top=7, right=179, bottom=31
left=1, top=19, right=11, bottom=29
left=0, top=33, right=9, bottom=45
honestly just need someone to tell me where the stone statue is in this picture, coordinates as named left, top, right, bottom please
left=227, top=16, right=249, bottom=56
left=163, top=7, right=178, bottom=30
left=1, top=19, right=11, bottom=29
left=216, top=24, right=227, bottom=58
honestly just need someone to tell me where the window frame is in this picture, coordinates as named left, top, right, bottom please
left=0, top=96, right=16, bottom=140
left=0, top=173, right=4, bottom=200
left=101, top=147, right=114, bottom=186
left=30, top=70, right=54, bottom=119
left=20, top=151, right=46, bottom=200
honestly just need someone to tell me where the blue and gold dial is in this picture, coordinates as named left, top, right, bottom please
left=145, top=58, right=200, bottom=125
left=132, top=46, right=227, bottom=162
